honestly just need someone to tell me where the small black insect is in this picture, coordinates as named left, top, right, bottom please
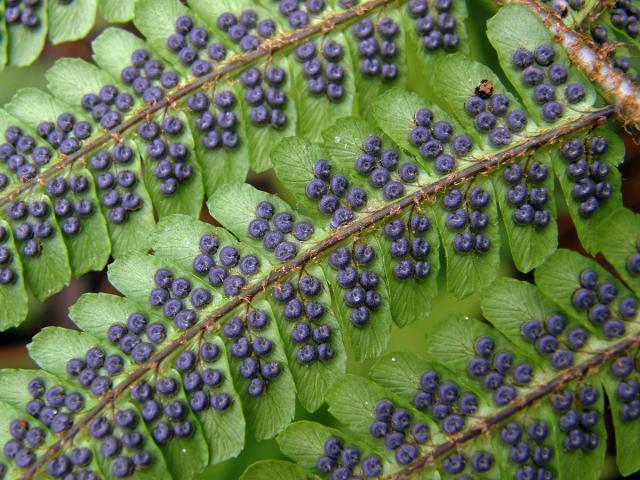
left=475, top=79, right=494, bottom=99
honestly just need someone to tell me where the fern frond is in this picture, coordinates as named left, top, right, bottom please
left=244, top=246, right=640, bottom=479
left=0, top=0, right=618, bottom=329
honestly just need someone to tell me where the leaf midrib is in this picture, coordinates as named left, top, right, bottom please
left=0, top=0, right=396, bottom=208
left=22, top=106, right=616, bottom=478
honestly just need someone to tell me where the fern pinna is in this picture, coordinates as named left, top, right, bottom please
left=0, top=0, right=639, bottom=478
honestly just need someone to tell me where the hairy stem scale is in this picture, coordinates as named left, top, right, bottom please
left=20, top=106, right=616, bottom=478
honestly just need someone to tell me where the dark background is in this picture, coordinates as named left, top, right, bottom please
left=0, top=16, right=639, bottom=480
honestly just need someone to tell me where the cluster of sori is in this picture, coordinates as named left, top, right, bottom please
left=3, top=0, right=40, bottom=29
left=272, top=0, right=326, bottom=28
left=407, top=0, right=460, bottom=52
left=383, top=214, right=432, bottom=280
left=173, top=341, right=235, bottom=413
left=521, top=312, right=588, bottom=370
left=120, top=49, right=180, bottom=104
left=295, top=39, right=346, bottom=101
left=499, top=418, right=554, bottom=479
left=2, top=377, right=104, bottom=478
left=66, top=346, right=119, bottom=397
left=132, top=374, right=198, bottom=446
left=240, top=65, right=288, bottom=128
left=410, top=107, right=474, bottom=173
left=352, top=16, right=399, bottom=81
left=89, top=144, right=142, bottom=225
left=5, top=199, right=55, bottom=256
left=46, top=174, right=95, bottom=235
left=467, top=336, right=535, bottom=406
left=442, top=186, right=492, bottom=254
left=0, top=226, right=17, bottom=285
left=412, top=370, right=478, bottom=434
left=218, top=10, right=277, bottom=51
left=368, top=399, right=428, bottom=465
left=107, top=311, right=167, bottom=363
left=551, top=385, right=601, bottom=451
left=149, top=266, right=213, bottom=329
left=512, top=44, right=586, bottom=122
left=611, top=0, right=640, bottom=37
left=329, top=243, right=382, bottom=327
left=441, top=450, right=494, bottom=476
left=191, top=232, right=260, bottom=297
left=541, top=0, right=584, bottom=17
left=502, top=161, right=551, bottom=228
left=187, top=88, right=240, bottom=150
left=610, top=355, right=640, bottom=421
left=626, top=238, right=640, bottom=275
left=356, top=134, right=418, bottom=199
left=464, top=87, right=529, bottom=147
left=167, top=17, right=212, bottom=77
left=559, top=136, right=613, bottom=217
left=571, top=268, right=638, bottom=338
left=168, top=15, right=228, bottom=77
left=223, top=310, right=282, bottom=396
left=271, top=276, right=335, bottom=364
left=0, top=123, right=54, bottom=185
left=81, top=84, right=133, bottom=130
left=305, top=158, right=364, bottom=229
left=315, top=436, right=383, bottom=478
left=138, top=117, right=194, bottom=196
left=248, top=200, right=312, bottom=260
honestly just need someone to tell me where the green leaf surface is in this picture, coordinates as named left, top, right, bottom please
left=371, top=88, right=478, bottom=182
left=434, top=175, right=501, bottom=299
left=550, top=127, right=624, bottom=256
left=277, top=421, right=346, bottom=469
left=7, top=0, right=47, bottom=67
left=240, top=460, right=314, bottom=480
left=492, top=148, right=558, bottom=273
left=534, top=249, right=636, bottom=338
left=271, top=137, right=331, bottom=222
left=0, top=219, right=29, bottom=332
left=343, top=7, right=408, bottom=119
left=99, top=0, right=136, bottom=22
left=322, top=235, right=393, bottom=361
left=48, top=0, right=97, bottom=44
left=399, top=0, right=469, bottom=102
left=600, top=362, right=640, bottom=476
left=181, top=337, right=246, bottom=465
left=321, top=116, right=426, bottom=203
left=287, top=31, right=355, bottom=142
left=152, top=368, right=210, bottom=479
left=374, top=211, right=440, bottom=327
left=5, top=193, right=72, bottom=301
left=5, top=87, right=116, bottom=272
left=268, top=264, right=347, bottom=412
left=208, top=183, right=324, bottom=265
left=487, top=4, right=596, bottom=125
left=223, top=301, right=297, bottom=441
left=432, top=53, right=537, bottom=148
left=599, top=208, right=640, bottom=297
left=27, top=326, right=100, bottom=377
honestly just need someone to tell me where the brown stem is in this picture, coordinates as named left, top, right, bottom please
left=0, top=0, right=395, bottom=208
left=19, top=106, right=616, bottom=479
left=505, top=0, right=640, bottom=127
left=385, top=330, right=640, bottom=479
